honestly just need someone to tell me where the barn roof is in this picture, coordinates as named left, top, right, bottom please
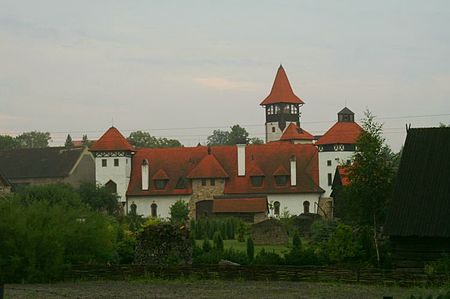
left=0, top=147, right=86, bottom=179
left=384, top=127, right=450, bottom=238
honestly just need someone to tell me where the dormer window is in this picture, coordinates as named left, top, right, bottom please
left=251, top=176, right=264, bottom=187
left=275, top=175, right=289, bottom=186
left=154, top=179, right=168, bottom=190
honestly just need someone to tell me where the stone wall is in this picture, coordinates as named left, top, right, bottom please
left=318, top=197, right=333, bottom=219
left=251, top=219, right=289, bottom=245
left=188, top=178, right=225, bottom=219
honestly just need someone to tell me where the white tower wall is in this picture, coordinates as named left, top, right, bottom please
left=318, top=150, right=354, bottom=197
left=95, top=154, right=132, bottom=203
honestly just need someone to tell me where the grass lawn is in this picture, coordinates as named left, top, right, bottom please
left=5, top=280, right=447, bottom=299
left=196, top=239, right=291, bottom=255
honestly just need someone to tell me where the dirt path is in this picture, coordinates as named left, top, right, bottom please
left=4, top=280, right=444, bottom=299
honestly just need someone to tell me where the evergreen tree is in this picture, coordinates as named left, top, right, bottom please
left=213, top=231, right=224, bottom=251
left=65, top=134, right=74, bottom=148
left=246, top=237, right=254, bottom=261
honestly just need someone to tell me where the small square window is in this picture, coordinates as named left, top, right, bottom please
left=114, top=159, right=119, bottom=167
left=210, top=178, right=215, bottom=186
left=102, top=159, right=107, bottom=167
left=327, top=160, right=332, bottom=166
left=201, top=179, right=207, bottom=186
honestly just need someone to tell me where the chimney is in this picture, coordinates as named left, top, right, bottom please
left=141, top=159, right=149, bottom=190
left=290, top=155, right=297, bottom=186
left=237, top=144, right=246, bottom=176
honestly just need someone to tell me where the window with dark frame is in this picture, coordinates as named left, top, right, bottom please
left=272, top=127, right=276, bottom=133
left=275, top=175, right=289, bottom=186
left=274, top=201, right=280, bottom=216
left=154, top=179, right=168, bottom=190
left=303, top=201, right=310, bottom=214
left=210, top=178, right=215, bottom=186
left=114, top=158, right=119, bottom=167
left=102, top=159, right=107, bottom=167
left=151, top=203, right=157, bottom=217
left=327, top=160, right=332, bottom=166
left=250, top=176, right=264, bottom=187
left=201, top=179, right=207, bottom=186
left=328, top=173, right=332, bottom=186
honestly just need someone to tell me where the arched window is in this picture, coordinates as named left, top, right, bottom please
left=303, top=201, right=310, bottom=214
left=130, top=203, right=137, bottom=215
left=274, top=201, right=280, bottom=216
left=151, top=203, right=157, bottom=218
left=105, top=180, right=117, bottom=194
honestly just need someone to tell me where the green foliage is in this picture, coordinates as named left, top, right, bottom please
left=0, top=135, right=18, bottom=150
left=249, top=137, right=264, bottom=144
left=246, top=238, right=254, bottom=261
left=127, top=130, right=182, bottom=148
left=207, top=124, right=250, bottom=145
left=65, top=134, right=74, bottom=148
left=292, top=232, right=302, bottom=250
left=169, top=200, right=189, bottom=224
left=16, top=183, right=83, bottom=208
left=134, top=221, right=191, bottom=265
left=202, top=238, right=212, bottom=253
left=336, top=110, right=395, bottom=227
left=325, top=223, right=362, bottom=263
left=15, top=131, right=51, bottom=148
left=0, top=196, right=117, bottom=283
left=77, top=182, right=119, bottom=215
left=222, top=248, right=249, bottom=265
left=213, top=232, right=224, bottom=251
left=191, top=217, right=242, bottom=240
left=254, top=249, right=283, bottom=265
left=310, top=219, right=338, bottom=244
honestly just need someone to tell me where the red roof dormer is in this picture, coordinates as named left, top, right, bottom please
left=90, top=126, right=134, bottom=152
left=260, top=65, right=304, bottom=106
left=280, top=123, right=314, bottom=141
left=187, top=153, right=229, bottom=179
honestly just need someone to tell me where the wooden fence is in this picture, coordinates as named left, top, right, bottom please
left=67, top=264, right=448, bottom=287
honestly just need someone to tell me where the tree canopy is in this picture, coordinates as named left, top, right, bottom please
left=65, top=134, right=74, bottom=148
left=336, top=110, right=395, bottom=228
left=127, top=130, right=182, bottom=148
left=207, top=124, right=264, bottom=146
left=0, top=131, right=51, bottom=150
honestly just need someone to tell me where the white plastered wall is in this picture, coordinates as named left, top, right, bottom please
left=128, top=195, right=191, bottom=219
left=267, top=193, right=321, bottom=217
left=318, top=151, right=354, bottom=197
left=95, top=155, right=131, bottom=203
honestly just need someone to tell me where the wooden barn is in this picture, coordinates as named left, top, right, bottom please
left=384, top=127, right=450, bottom=269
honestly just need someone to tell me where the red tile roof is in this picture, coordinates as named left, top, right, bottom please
left=187, top=154, right=229, bottom=179
left=337, top=165, right=351, bottom=186
left=316, top=122, right=362, bottom=145
left=247, top=160, right=264, bottom=176
left=152, top=169, right=169, bottom=180
left=273, top=165, right=289, bottom=176
left=90, top=127, right=134, bottom=152
left=260, top=65, right=304, bottom=106
left=280, top=123, right=314, bottom=141
left=213, top=197, right=268, bottom=213
left=127, top=143, right=323, bottom=197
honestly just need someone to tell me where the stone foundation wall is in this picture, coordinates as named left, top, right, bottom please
left=318, top=197, right=333, bottom=219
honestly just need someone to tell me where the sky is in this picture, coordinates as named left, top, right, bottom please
left=0, top=1, right=449, bottom=151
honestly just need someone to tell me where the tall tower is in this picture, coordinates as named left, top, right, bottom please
left=316, top=107, right=362, bottom=197
left=90, top=127, right=134, bottom=209
left=260, top=65, right=304, bottom=143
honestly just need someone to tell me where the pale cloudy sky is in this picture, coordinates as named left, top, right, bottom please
left=0, top=1, right=449, bottom=150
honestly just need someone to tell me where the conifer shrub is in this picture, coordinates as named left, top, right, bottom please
left=246, top=238, right=254, bottom=261
left=202, top=238, right=212, bottom=253
left=213, top=231, right=224, bottom=252
left=254, top=249, right=283, bottom=265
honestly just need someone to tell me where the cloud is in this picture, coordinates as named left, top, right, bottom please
left=192, top=77, right=258, bottom=91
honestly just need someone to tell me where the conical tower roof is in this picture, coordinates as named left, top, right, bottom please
left=90, top=127, right=134, bottom=152
left=260, top=65, right=304, bottom=105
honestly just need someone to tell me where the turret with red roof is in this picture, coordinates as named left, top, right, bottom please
left=261, top=65, right=305, bottom=143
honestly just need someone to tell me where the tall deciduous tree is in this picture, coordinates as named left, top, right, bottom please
left=15, top=131, right=51, bottom=148
left=0, top=135, right=18, bottom=150
left=127, top=130, right=182, bottom=148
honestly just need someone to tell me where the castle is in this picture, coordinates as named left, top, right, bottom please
left=90, top=66, right=362, bottom=221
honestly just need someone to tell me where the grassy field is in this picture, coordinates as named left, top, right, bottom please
left=196, top=239, right=291, bottom=255
left=5, top=280, right=448, bottom=299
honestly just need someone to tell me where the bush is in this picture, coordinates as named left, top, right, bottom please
left=213, top=232, right=224, bottom=252
left=191, top=217, right=242, bottom=240
left=202, top=238, right=212, bottom=253
left=292, top=232, right=302, bottom=250
left=254, top=249, right=283, bottom=265
left=169, top=200, right=189, bottom=224
left=0, top=196, right=117, bottom=283
left=192, top=250, right=222, bottom=265
left=246, top=238, right=254, bottom=261
left=284, top=247, right=320, bottom=266
left=77, top=182, right=119, bottom=215
left=222, top=248, right=249, bottom=265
